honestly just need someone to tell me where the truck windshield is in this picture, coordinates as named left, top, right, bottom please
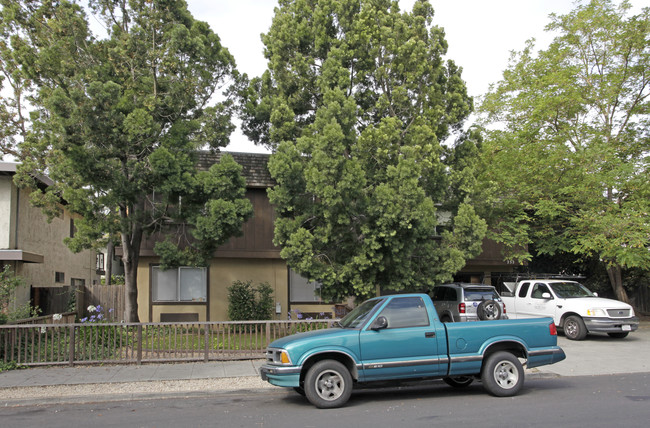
left=464, top=287, right=500, bottom=301
left=339, top=298, right=385, bottom=329
left=549, top=282, right=595, bottom=298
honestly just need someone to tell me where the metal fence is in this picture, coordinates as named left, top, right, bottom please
left=0, top=319, right=334, bottom=367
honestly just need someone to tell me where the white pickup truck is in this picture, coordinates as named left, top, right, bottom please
left=501, top=279, right=639, bottom=340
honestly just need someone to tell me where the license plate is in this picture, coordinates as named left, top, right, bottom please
left=622, top=325, right=632, bottom=331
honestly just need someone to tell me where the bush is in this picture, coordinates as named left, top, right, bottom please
left=0, top=266, right=40, bottom=324
left=227, top=281, right=274, bottom=321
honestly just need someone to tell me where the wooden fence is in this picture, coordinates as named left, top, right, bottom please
left=78, top=284, right=125, bottom=322
left=0, top=319, right=333, bottom=367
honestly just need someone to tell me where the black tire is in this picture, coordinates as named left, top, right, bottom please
left=304, top=360, right=353, bottom=409
left=481, top=351, right=524, bottom=397
left=608, top=332, right=629, bottom=339
left=443, top=376, right=474, bottom=388
left=293, top=386, right=306, bottom=396
left=563, top=315, right=587, bottom=340
left=477, top=300, right=502, bottom=320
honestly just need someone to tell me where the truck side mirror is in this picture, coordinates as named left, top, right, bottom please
left=370, top=316, right=388, bottom=330
left=542, top=292, right=553, bottom=299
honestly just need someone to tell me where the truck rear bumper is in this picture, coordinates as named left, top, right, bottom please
left=583, top=317, right=639, bottom=333
left=527, top=346, right=566, bottom=368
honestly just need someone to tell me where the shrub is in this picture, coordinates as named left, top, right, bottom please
left=0, top=266, right=40, bottom=324
left=227, top=281, right=274, bottom=321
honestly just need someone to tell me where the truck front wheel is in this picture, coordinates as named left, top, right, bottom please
left=563, top=315, right=587, bottom=340
left=481, top=351, right=524, bottom=397
left=304, top=360, right=353, bottom=409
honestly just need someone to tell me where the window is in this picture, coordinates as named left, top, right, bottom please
left=518, top=282, right=531, bottom=298
left=55, top=272, right=65, bottom=283
left=96, top=253, right=105, bottom=272
left=531, top=283, right=552, bottom=299
left=289, top=269, right=322, bottom=302
left=377, top=296, right=430, bottom=329
left=152, top=266, right=207, bottom=302
left=71, top=278, right=85, bottom=287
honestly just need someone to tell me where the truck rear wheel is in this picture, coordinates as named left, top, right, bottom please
left=481, top=351, right=524, bottom=397
left=563, top=315, right=587, bottom=340
left=304, top=360, right=353, bottom=409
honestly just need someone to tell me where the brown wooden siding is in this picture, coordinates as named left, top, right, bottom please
left=136, top=188, right=280, bottom=259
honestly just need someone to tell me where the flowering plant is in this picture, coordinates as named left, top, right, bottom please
left=80, top=305, right=114, bottom=323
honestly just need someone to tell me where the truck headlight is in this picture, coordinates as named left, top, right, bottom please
left=586, top=308, right=606, bottom=317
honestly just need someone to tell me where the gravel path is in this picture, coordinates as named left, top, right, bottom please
left=2, top=376, right=274, bottom=402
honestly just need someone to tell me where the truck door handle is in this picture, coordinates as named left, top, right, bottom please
left=425, top=332, right=436, bottom=338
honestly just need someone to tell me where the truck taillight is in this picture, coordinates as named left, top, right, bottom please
left=549, top=322, right=557, bottom=336
left=459, top=303, right=466, bottom=314
left=503, top=302, right=506, bottom=314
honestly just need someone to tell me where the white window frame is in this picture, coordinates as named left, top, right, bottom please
left=152, top=266, right=207, bottom=303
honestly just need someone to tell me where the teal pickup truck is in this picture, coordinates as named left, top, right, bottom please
left=261, top=293, right=566, bottom=408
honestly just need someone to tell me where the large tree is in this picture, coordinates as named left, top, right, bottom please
left=241, top=0, right=486, bottom=301
left=1, top=0, right=253, bottom=321
left=479, top=0, right=650, bottom=303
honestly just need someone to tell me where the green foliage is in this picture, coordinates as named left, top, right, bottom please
left=227, top=281, right=275, bottom=321
left=0, top=360, right=26, bottom=372
left=100, top=275, right=125, bottom=286
left=241, top=0, right=485, bottom=301
left=478, top=0, right=650, bottom=300
left=1, top=1, right=252, bottom=321
left=0, top=266, right=40, bottom=324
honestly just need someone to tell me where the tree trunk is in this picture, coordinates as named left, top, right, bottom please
left=121, top=207, right=144, bottom=322
left=606, top=264, right=630, bottom=304
left=106, top=240, right=114, bottom=285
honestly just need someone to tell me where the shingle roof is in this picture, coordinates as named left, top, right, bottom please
left=197, top=151, right=274, bottom=189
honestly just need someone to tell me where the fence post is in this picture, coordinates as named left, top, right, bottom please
left=137, top=324, right=143, bottom=365
left=68, top=325, right=76, bottom=366
left=266, top=322, right=271, bottom=349
left=204, top=324, right=210, bottom=362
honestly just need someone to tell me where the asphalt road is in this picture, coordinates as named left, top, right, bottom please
left=1, top=373, right=649, bottom=428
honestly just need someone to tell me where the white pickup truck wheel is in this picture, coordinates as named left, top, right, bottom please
left=481, top=351, right=524, bottom=397
left=304, top=360, right=353, bottom=409
left=563, top=315, right=587, bottom=340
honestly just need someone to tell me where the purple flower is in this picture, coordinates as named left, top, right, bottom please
left=81, top=317, right=88, bottom=323
left=97, top=313, right=104, bottom=320
left=297, top=313, right=303, bottom=319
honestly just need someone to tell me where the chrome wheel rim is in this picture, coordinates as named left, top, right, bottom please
left=315, top=369, right=346, bottom=401
left=565, top=320, right=577, bottom=338
left=493, top=360, right=519, bottom=389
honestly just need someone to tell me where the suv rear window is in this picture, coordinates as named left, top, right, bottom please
left=464, top=288, right=499, bottom=301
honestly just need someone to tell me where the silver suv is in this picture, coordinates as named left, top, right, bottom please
left=431, top=283, right=507, bottom=322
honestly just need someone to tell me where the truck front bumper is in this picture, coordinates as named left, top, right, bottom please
left=583, top=317, right=639, bottom=334
left=260, top=364, right=301, bottom=387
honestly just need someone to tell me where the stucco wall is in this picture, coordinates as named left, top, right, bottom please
left=11, top=185, right=98, bottom=306
left=209, top=258, right=288, bottom=322
left=139, top=257, right=289, bottom=322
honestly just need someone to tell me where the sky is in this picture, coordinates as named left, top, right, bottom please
left=186, top=0, right=608, bottom=153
